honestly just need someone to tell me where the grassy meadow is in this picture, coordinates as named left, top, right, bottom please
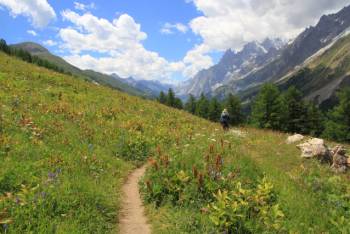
left=143, top=127, right=350, bottom=233
left=0, top=51, right=349, bottom=233
left=0, top=51, right=208, bottom=233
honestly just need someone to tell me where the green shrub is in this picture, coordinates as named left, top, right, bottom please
left=115, top=132, right=151, bottom=162
left=208, top=178, right=285, bottom=233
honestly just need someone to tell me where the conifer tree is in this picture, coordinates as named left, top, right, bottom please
left=251, top=83, right=283, bottom=130
left=166, top=88, right=176, bottom=107
left=185, top=94, right=197, bottom=114
left=305, top=102, right=324, bottom=136
left=208, top=98, right=222, bottom=122
left=225, top=94, right=243, bottom=125
left=281, top=86, right=308, bottom=133
left=323, top=88, right=350, bottom=142
left=196, top=93, right=209, bottom=119
left=158, top=91, right=167, bottom=104
left=0, top=39, right=10, bottom=54
left=174, top=98, right=183, bottom=109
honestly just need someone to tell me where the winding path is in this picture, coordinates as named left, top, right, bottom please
left=119, top=165, right=151, bottom=234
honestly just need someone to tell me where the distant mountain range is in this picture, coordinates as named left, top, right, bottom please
left=179, top=5, right=350, bottom=109
left=177, top=38, right=285, bottom=97
left=111, top=75, right=174, bottom=97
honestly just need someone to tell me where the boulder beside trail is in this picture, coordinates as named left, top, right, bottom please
left=286, top=134, right=304, bottom=144
left=294, top=138, right=349, bottom=173
left=297, top=138, right=329, bottom=159
left=330, top=145, right=348, bottom=173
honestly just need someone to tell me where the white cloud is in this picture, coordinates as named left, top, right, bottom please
left=74, top=2, right=95, bottom=11
left=27, top=30, right=37, bottom=36
left=189, top=0, right=350, bottom=51
left=178, top=0, right=350, bottom=78
left=182, top=44, right=213, bottom=78
left=57, top=1, right=350, bottom=82
left=59, top=10, right=184, bottom=82
left=161, top=23, right=189, bottom=34
left=0, top=0, right=56, bottom=28
left=60, top=10, right=147, bottom=53
left=43, top=40, right=57, bottom=46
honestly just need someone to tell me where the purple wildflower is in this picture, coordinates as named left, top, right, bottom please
left=3, top=224, right=8, bottom=231
left=48, top=172, right=57, bottom=180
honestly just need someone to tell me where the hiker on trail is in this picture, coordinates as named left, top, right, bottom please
left=220, top=109, right=230, bottom=131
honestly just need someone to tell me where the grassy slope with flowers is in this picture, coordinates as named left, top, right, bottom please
left=0, top=51, right=349, bottom=233
left=0, top=51, right=210, bottom=233
left=142, top=125, right=350, bottom=233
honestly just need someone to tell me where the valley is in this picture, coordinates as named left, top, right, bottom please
left=1, top=1, right=350, bottom=234
left=0, top=51, right=349, bottom=233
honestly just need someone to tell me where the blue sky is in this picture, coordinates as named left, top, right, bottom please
left=0, top=0, right=349, bottom=83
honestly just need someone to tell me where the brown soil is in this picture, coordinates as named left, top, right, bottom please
left=119, top=165, right=151, bottom=234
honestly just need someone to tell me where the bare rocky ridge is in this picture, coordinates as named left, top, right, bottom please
left=177, top=38, right=284, bottom=97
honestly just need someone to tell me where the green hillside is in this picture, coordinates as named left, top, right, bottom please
left=11, top=42, right=148, bottom=98
left=0, top=52, right=349, bottom=233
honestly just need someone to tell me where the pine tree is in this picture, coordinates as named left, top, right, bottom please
left=208, top=98, right=222, bottom=122
left=166, top=88, right=176, bottom=107
left=323, top=88, right=350, bottom=142
left=158, top=91, right=167, bottom=104
left=174, top=98, right=183, bottom=109
left=225, top=94, right=243, bottom=125
left=196, top=93, right=209, bottom=119
left=251, top=84, right=283, bottom=130
left=0, top=39, right=10, bottom=54
left=281, top=86, right=308, bottom=133
left=305, top=102, right=324, bottom=136
left=185, top=94, right=197, bottom=114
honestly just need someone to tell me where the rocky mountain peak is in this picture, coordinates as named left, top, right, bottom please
left=262, top=38, right=285, bottom=51
left=177, top=38, right=285, bottom=97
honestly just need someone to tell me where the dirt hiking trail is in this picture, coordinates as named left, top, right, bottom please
left=119, top=165, right=151, bottom=234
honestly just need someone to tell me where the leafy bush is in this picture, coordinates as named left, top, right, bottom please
left=116, top=132, right=151, bottom=162
left=208, top=178, right=285, bottom=233
left=142, top=144, right=285, bottom=233
left=142, top=146, right=237, bottom=207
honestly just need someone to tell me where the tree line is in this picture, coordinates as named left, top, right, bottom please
left=158, top=84, right=350, bottom=143
left=0, top=39, right=71, bottom=75
left=158, top=89, right=243, bottom=126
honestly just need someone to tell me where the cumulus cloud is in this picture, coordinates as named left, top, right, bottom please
left=178, top=0, right=350, bottom=79
left=27, top=30, right=37, bottom=36
left=59, top=10, right=184, bottom=82
left=0, top=0, right=56, bottom=28
left=190, top=0, right=350, bottom=51
left=161, top=23, right=189, bottom=34
left=58, top=1, right=350, bottom=82
left=43, top=40, right=57, bottom=46
left=60, top=10, right=147, bottom=53
left=74, top=2, right=95, bottom=12
left=182, top=44, right=213, bottom=78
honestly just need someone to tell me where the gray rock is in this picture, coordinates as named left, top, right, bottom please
left=286, top=134, right=304, bottom=144
left=297, top=138, right=329, bottom=158
left=331, top=145, right=348, bottom=173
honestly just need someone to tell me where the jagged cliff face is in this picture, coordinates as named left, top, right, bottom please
left=179, top=5, right=350, bottom=99
left=178, top=38, right=284, bottom=97
left=220, top=5, right=350, bottom=95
